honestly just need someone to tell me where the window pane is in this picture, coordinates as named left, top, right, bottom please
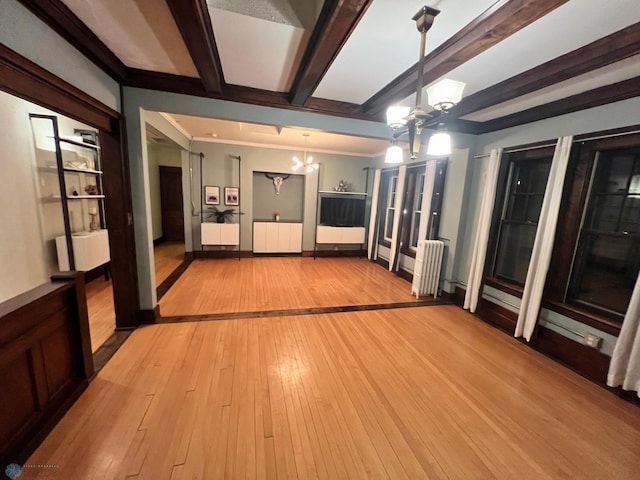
left=385, top=209, right=395, bottom=239
left=621, top=195, right=640, bottom=233
left=494, top=223, right=537, bottom=285
left=410, top=212, right=420, bottom=248
left=569, top=233, right=640, bottom=313
left=585, top=195, right=623, bottom=231
left=592, top=153, right=634, bottom=193
left=512, top=161, right=550, bottom=194
left=506, top=194, right=527, bottom=221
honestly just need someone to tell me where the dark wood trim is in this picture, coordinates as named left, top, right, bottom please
left=453, top=286, right=466, bottom=308
left=165, top=0, right=224, bottom=94
left=531, top=325, right=610, bottom=385
left=92, top=330, right=132, bottom=373
left=0, top=43, right=118, bottom=132
left=193, top=250, right=253, bottom=259
left=100, top=119, right=141, bottom=329
left=305, top=249, right=366, bottom=258
left=124, top=69, right=377, bottom=121
left=289, top=0, right=374, bottom=106
left=485, top=277, right=524, bottom=299
left=479, top=77, right=640, bottom=133
left=475, top=296, right=517, bottom=334
left=375, top=256, right=390, bottom=270
left=184, top=251, right=195, bottom=261
left=363, top=0, right=570, bottom=115
left=159, top=299, right=443, bottom=324
left=543, top=300, right=621, bottom=337
left=451, top=23, right=640, bottom=119
left=157, top=259, right=193, bottom=301
left=153, top=236, right=166, bottom=247
left=15, top=0, right=127, bottom=81
left=139, top=305, right=161, bottom=324
left=397, top=268, right=413, bottom=284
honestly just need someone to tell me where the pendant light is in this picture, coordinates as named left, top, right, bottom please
left=292, top=133, right=319, bottom=173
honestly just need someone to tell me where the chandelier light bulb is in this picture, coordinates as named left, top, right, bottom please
left=427, top=123, right=451, bottom=156
left=384, top=144, right=403, bottom=164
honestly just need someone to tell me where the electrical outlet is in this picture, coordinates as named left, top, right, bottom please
left=583, top=333, right=601, bottom=349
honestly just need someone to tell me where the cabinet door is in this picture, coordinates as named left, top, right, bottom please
left=341, top=227, right=366, bottom=244
left=201, top=223, right=220, bottom=245
left=220, top=224, right=239, bottom=245
left=277, top=223, right=291, bottom=252
left=265, top=223, right=279, bottom=252
left=290, top=223, right=303, bottom=252
left=253, top=223, right=267, bottom=253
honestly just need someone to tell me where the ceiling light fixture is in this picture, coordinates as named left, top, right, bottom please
left=384, top=137, right=403, bottom=164
left=292, top=133, right=319, bottom=173
left=385, top=6, right=465, bottom=159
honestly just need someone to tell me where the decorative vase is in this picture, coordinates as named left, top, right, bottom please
left=216, top=216, right=225, bottom=224
left=275, top=214, right=280, bottom=222
left=89, top=213, right=99, bottom=231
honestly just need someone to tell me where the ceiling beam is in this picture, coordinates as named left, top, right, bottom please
left=450, top=22, right=640, bottom=119
left=16, top=0, right=127, bottom=81
left=165, top=0, right=224, bottom=94
left=289, top=0, right=374, bottom=106
left=478, top=77, right=640, bottom=133
left=362, top=0, right=570, bottom=116
left=125, top=69, right=377, bottom=122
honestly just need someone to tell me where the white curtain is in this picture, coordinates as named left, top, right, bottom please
left=607, top=273, right=640, bottom=397
left=389, top=165, right=407, bottom=271
left=417, top=160, right=437, bottom=242
left=367, top=169, right=381, bottom=260
left=464, top=148, right=502, bottom=313
left=515, top=136, right=573, bottom=341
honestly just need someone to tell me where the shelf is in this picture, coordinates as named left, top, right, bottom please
left=48, top=135, right=100, bottom=150
left=37, top=166, right=103, bottom=175
left=318, top=190, right=368, bottom=196
left=68, top=195, right=104, bottom=200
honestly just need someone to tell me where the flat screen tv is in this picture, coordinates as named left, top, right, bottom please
left=319, top=196, right=365, bottom=227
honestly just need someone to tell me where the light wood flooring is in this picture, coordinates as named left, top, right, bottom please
left=155, top=241, right=186, bottom=287
left=86, top=243, right=185, bottom=352
left=160, top=257, right=420, bottom=317
left=28, top=305, right=640, bottom=479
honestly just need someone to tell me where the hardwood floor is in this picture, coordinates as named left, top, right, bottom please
left=155, top=241, right=185, bottom=287
left=86, top=276, right=116, bottom=353
left=28, top=306, right=640, bottom=479
left=159, top=257, right=421, bottom=317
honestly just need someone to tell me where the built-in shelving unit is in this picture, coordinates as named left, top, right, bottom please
left=31, top=114, right=110, bottom=272
left=314, top=190, right=368, bottom=258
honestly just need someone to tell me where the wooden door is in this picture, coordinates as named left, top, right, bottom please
left=159, top=166, right=185, bottom=241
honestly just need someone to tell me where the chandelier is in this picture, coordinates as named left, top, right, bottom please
left=292, top=133, right=319, bottom=173
left=385, top=6, right=465, bottom=162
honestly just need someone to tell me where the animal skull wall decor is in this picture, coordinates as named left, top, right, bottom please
left=265, top=173, right=290, bottom=194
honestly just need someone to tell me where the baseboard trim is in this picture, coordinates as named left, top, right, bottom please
left=153, top=236, right=165, bottom=247
left=139, top=305, right=160, bottom=324
left=193, top=250, right=252, bottom=259
left=306, top=249, right=366, bottom=258
left=397, top=268, right=413, bottom=283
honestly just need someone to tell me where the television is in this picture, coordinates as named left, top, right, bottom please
left=319, top=195, right=366, bottom=227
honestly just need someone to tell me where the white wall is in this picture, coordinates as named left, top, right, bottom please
left=0, top=0, right=121, bottom=112
left=0, top=90, right=93, bottom=302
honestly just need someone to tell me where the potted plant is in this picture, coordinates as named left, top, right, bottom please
left=206, top=206, right=241, bottom=223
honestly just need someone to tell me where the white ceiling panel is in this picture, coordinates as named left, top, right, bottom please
left=163, top=113, right=390, bottom=157
left=209, top=8, right=310, bottom=92
left=313, top=0, right=497, bottom=104
left=462, top=55, right=640, bottom=122
left=60, top=0, right=198, bottom=76
left=435, top=0, right=640, bottom=99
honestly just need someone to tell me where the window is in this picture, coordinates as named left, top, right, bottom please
left=490, top=152, right=552, bottom=286
left=384, top=175, right=398, bottom=241
left=408, top=173, right=425, bottom=249
left=567, top=147, right=640, bottom=315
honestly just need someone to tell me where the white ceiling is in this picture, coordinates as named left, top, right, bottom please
left=55, top=0, right=640, bottom=140
left=60, top=0, right=198, bottom=76
left=161, top=113, right=392, bottom=157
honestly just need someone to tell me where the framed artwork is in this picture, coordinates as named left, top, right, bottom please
left=225, top=187, right=239, bottom=206
left=204, top=186, right=220, bottom=205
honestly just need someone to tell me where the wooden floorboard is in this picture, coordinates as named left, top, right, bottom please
left=159, top=257, right=422, bottom=317
left=27, top=306, right=640, bottom=479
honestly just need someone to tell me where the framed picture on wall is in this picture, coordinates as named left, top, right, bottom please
left=225, top=187, right=239, bottom=206
left=204, top=186, right=220, bottom=205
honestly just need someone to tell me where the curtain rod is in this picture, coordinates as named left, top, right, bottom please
left=473, top=128, right=640, bottom=159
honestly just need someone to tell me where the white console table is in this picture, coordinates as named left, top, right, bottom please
left=253, top=221, right=303, bottom=253
left=201, top=223, right=240, bottom=260
left=55, top=229, right=110, bottom=271
left=314, top=226, right=366, bottom=258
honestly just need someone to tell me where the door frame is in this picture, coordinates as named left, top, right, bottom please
left=0, top=43, right=141, bottom=328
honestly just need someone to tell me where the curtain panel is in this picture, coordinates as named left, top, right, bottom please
left=464, top=148, right=502, bottom=313
left=389, top=165, right=407, bottom=271
left=367, top=169, right=381, bottom=261
left=515, top=136, right=573, bottom=341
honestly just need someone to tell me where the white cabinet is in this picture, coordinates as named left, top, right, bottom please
left=201, top=223, right=240, bottom=246
left=55, top=229, right=110, bottom=271
left=316, top=226, right=365, bottom=244
left=253, top=222, right=302, bottom=253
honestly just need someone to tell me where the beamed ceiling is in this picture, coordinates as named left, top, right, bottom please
left=17, top=0, right=640, bottom=148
